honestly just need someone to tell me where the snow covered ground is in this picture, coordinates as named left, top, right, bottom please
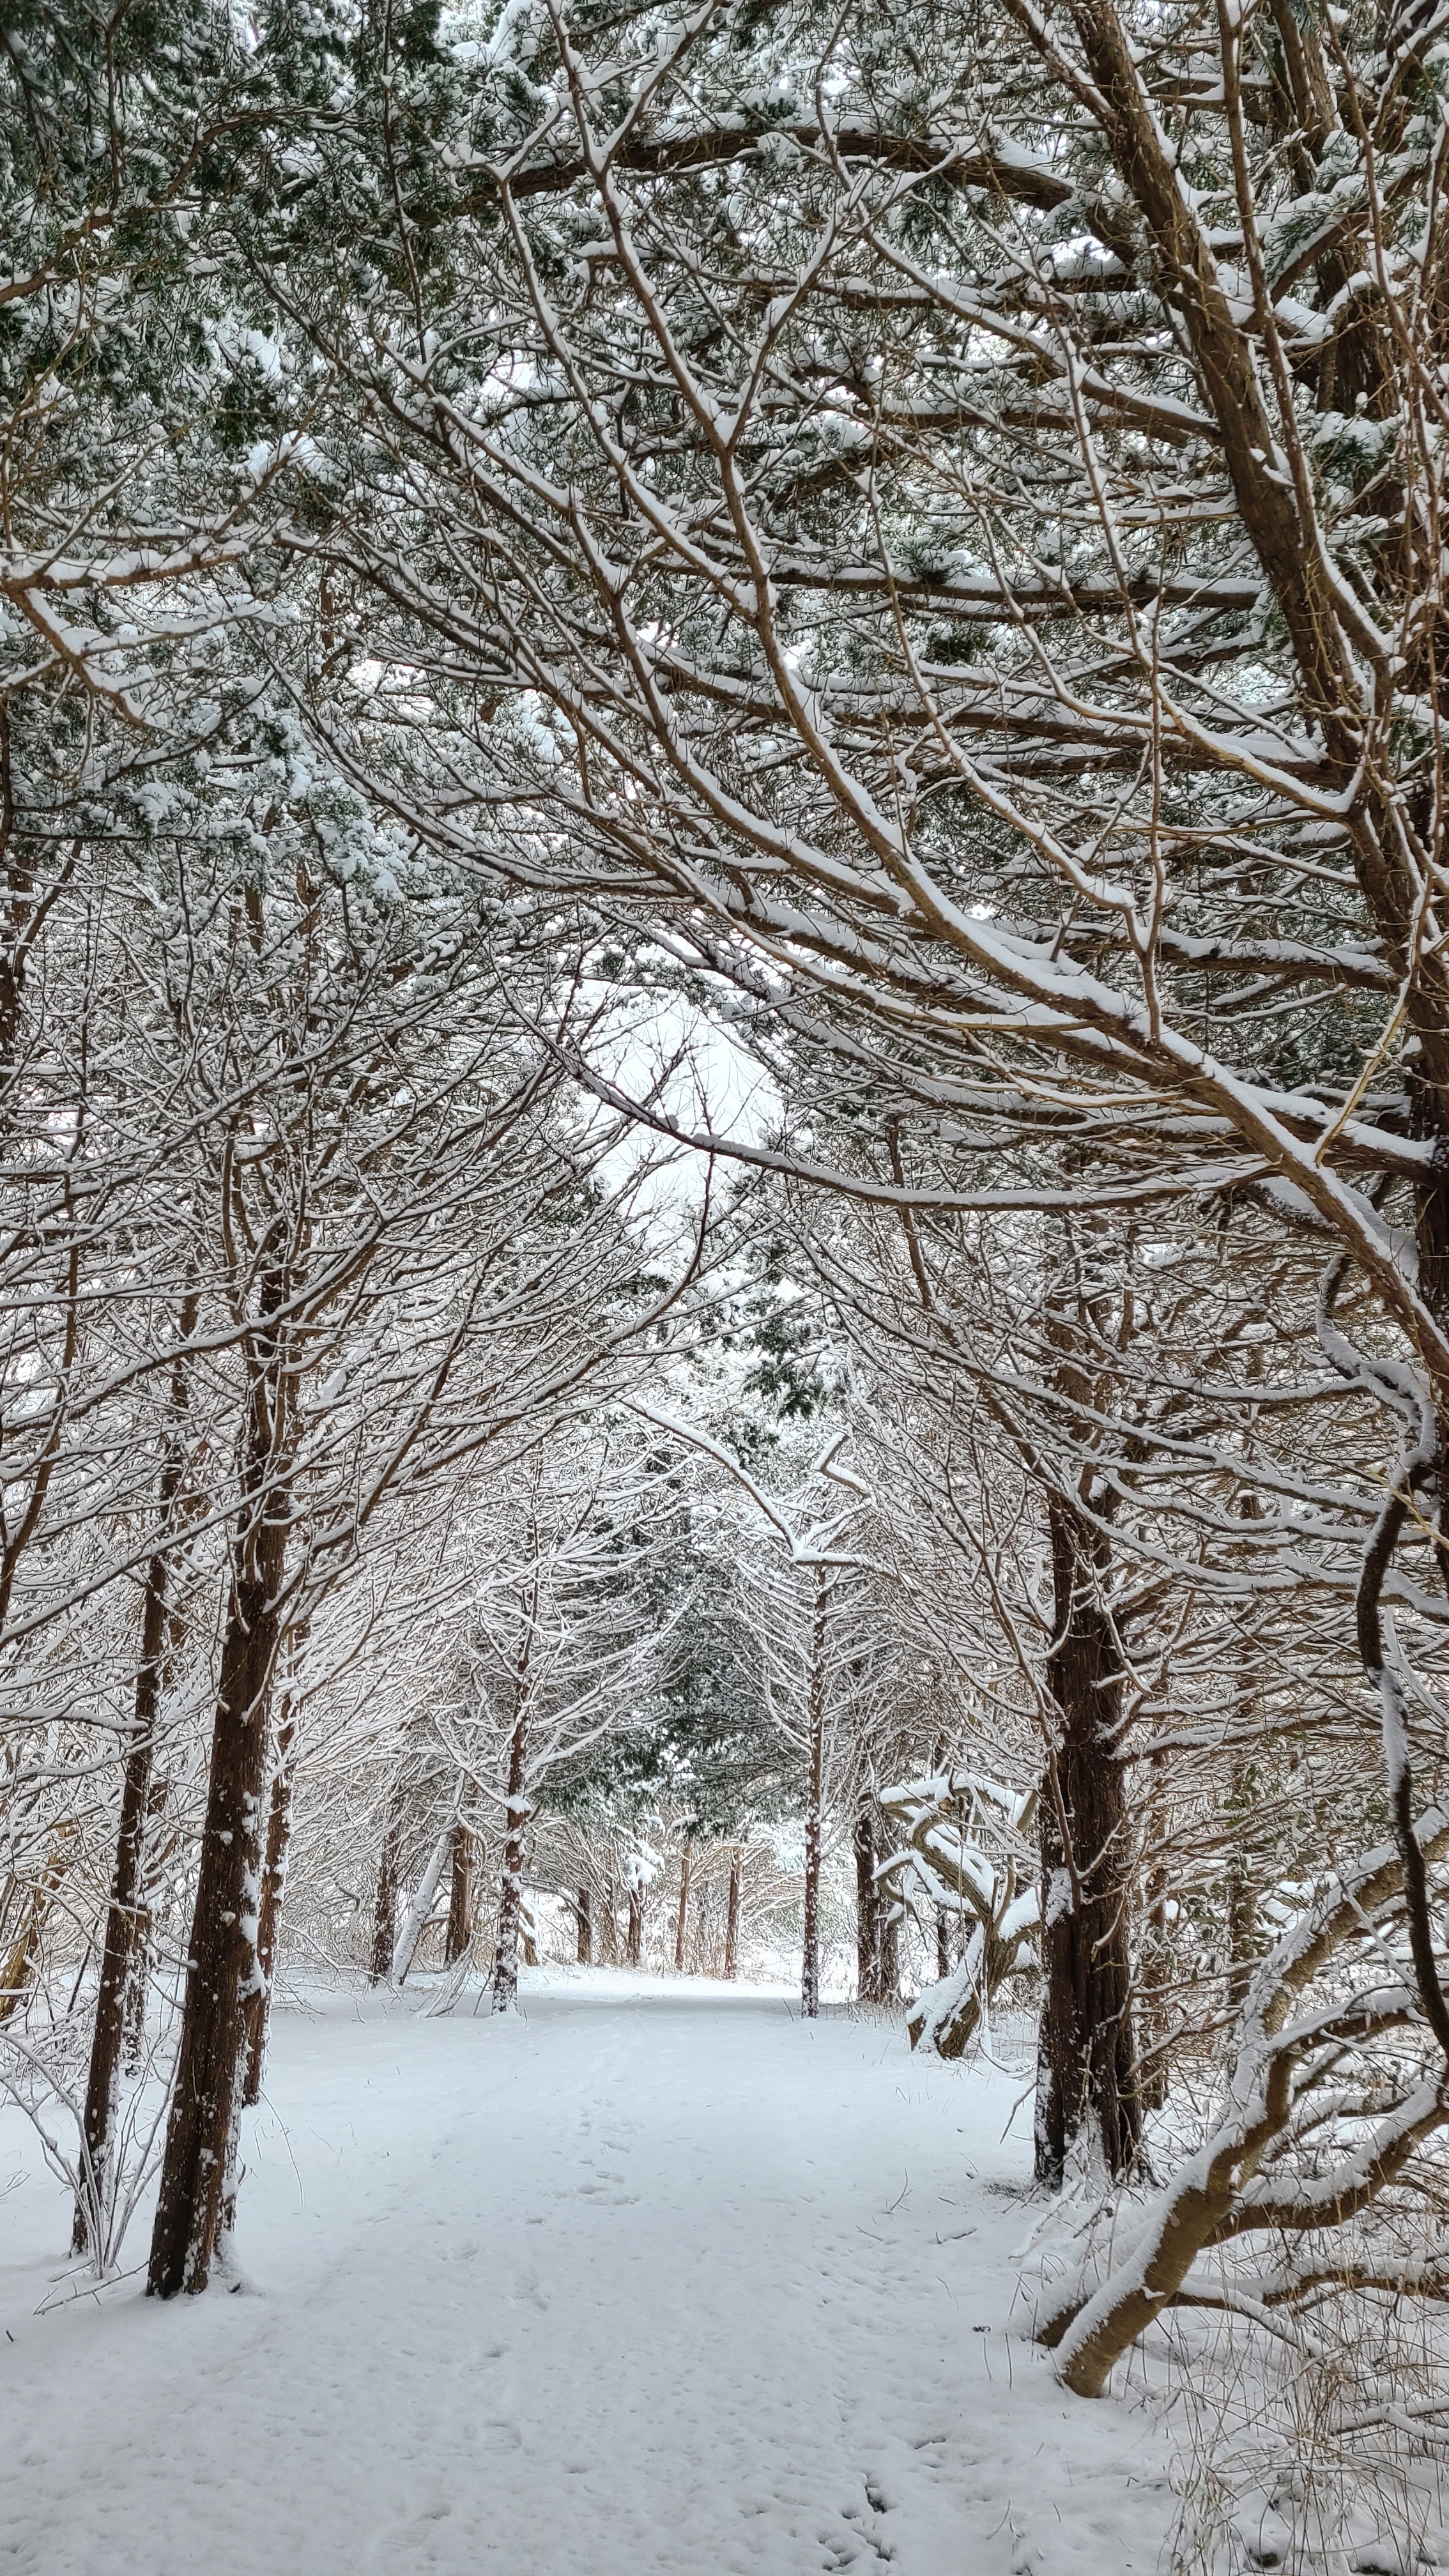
left=1, top=1972, right=1176, bottom=2576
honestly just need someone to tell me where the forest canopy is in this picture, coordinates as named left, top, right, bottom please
left=6, top=0, right=1449, bottom=2531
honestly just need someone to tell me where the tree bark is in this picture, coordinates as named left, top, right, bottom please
left=1034, top=1493, right=1141, bottom=2190
left=147, top=1277, right=292, bottom=2301
left=724, top=1847, right=741, bottom=1981
left=371, top=1816, right=400, bottom=1984
left=879, top=1896, right=900, bottom=2004
left=673, top=1836, right=693, bottom=1973
left=576, top=1883, right=592, bottom=1965
left=626, top=1873, right=643, bottom=1968
left=444, top=1821, right=473, bottom=1968
left=146, top=1513, right=287, bottom=2293
left=854, top=1797, right=882, bottom=2003
left=491, top=1705, right=530, bottom=2012
left=1225, top=1765, right=1257, bottom=2014
left=122, top=1774, right=171, bottom=2073
left=393, top=1827, right=454, bottom=1987
left=597, top=1874, right=620, bottom=1965
left=0, top=1829, right=74, bottom=2027
left=801, top=1563, right=827, bottom=2020
left=75, top=1301, right=196, bottom=2255
left=241, top=1684, right=299, bottom=2109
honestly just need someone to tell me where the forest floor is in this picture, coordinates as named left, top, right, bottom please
left=1, top=1971, right=1179, bottom=2576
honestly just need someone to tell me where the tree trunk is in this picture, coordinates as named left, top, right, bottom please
left=724, top=1847, right=741, bottom=1981
left=576, top=1884, right=592, bottom=1965
left=1138, top=1856, right=1170, bottom=2113
left=1034, top=1492, right=1141, bottom=2190
left=801, top=1563, right=827, bottom=2020
left=74, top=1305, right=196, bottom=2255
left=371, top=1817, right=400, bottom=1984
left=444, top=1821, right=473, bottom=1968
left=626, top=1874, right=643, bottom=1968
left=0, top=1828, right=74, bottom=2027
left=146, top=1464, right=288, bottom=2296
left=491, top=1705, right=530, bottom=2013
left=1223, top=1745, right=1263, bottom=2014
left=673, top=1837, right=693, bottom=1973
left=854, top=1798, right=883, bottom=2004
left=123, top=1775, right=170, bottom=2073
left=597, top=1874, right=620, bottom=1965
left=880, top=1901, right=900, bottom=2004
left=241, top=1648, right=302, bottom=2110
left=393, top=1827, right=453, bottom=1987
left=123, top=1906, right=151, bottom=2068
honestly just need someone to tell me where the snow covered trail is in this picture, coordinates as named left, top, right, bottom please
left=1, top=1974, right=1174, bottom=2576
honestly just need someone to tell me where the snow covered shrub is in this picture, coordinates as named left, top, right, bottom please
left=0, top=2002, right=178, bottom=2283
left=1031, top=1822, right=1449, bottom=2397
left=879, top=1770, right=1039, bottom=2058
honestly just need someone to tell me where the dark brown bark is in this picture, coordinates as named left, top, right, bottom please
left=371, top=1818, right=400, bottom=1983
left=444, top=1821, right=473, bottom=1968
left=75, top=1302, right=199, bottom=2248
left=878, top=1901, right=900, bottom=2005
left=724, top=1848, right=741, bottom=1981
left=626, top=1875, right=643, bottom=1968
left=801, top=1563, right=827, bottom=2020
left=73, top=1554, right=173, bottom=2247
left=576, top=1883, right=592, bottom=1965
left=147, top=1285, right=291, bottom=2301
left=854, top=1798, right=884, bottom=2004
left=1034, top=1493, right=1141, bottom=2189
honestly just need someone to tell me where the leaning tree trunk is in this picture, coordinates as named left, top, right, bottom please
left=392, top=1826, right=454, bottom=1987
left=444, top=1820, right=473, bottom=1968
left=75, top=1299, right=196, bottom=2255
left=724, top=1847, right=741, bottom=1981
left=801, top=1562, right=828, bottom=2021
left=147, top=1370, right=290, bottom=2299
left=576, top=1884, right=592, bottom=1965
left=1034, top=1492, right=1140, bottom=2190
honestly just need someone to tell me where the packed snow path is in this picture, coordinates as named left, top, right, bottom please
left=2, top=1975, right=1174, bottom=2576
